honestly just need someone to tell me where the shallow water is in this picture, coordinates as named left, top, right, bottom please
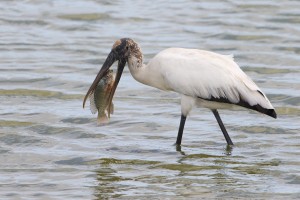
left=0, top=0, right=300, bottom=199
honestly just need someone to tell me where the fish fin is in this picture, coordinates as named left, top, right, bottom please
left=89, top=92, right=97, bottom=114
left=97, top=112, right=109, bottom=124
left=106, top=101, right=114, bottom=118
left=110, top=102, right=114, bottom=114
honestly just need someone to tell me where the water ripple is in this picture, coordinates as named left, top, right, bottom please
left=0, top=0, right=299, bottom=199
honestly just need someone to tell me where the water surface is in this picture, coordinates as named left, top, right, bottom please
left=0, top=0, right=299, bottom=199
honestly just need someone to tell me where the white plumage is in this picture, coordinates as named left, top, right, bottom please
left=130, top=48, right=274, bottom=116
left=84, top=38, right=277, bottom=146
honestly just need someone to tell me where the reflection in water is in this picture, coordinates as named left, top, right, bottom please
left=93, top=150, right=239, bottom=198
left=95, top=168, right=123, bottom=199
left=0, top=0, right=300, bottom=199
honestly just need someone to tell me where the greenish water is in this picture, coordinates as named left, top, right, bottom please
left=0, top=0, right=299, bottom=199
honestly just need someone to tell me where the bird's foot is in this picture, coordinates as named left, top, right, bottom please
left=224, top=144, right=233, bottom=155
left=174, top=143, right=185, bottom=155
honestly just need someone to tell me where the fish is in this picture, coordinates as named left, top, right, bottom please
left=89, top=69, right=115, bottom=124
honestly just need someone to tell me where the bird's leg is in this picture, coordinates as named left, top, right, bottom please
left=211, top=109, right=234, bottom=145
left=175, top=114, right=187, bottom=146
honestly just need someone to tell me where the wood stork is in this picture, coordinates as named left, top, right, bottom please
left=83, top=38, right=277, bottom=146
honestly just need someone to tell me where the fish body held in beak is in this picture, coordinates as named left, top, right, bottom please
left=83, top=38, right=130, bottom=121
left=89, top=70, right=115, bottom=124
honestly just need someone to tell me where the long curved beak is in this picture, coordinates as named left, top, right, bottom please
left=83, top=50, right=117, bottom=108
left=107, top=58, right=126, bottom=116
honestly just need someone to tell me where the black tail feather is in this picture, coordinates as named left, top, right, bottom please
left=254, top=104, right=277, bottom=118
left=199, top=96, right=277, bottom=119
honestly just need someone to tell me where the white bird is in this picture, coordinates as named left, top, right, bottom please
left=83, top=38, right=277, bottom=146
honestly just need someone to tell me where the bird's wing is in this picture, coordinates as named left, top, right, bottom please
left=150, top=48, right=274, bottom=112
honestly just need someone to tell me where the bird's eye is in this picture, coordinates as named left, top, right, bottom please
left=126, top=46, right=129, bottom=50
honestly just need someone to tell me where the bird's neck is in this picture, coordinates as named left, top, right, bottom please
left=127, top=56, right=164, bottom=90
left=127, top=56, right=148, bottom=84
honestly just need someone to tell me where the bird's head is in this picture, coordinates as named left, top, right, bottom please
left=83, top=38, right=141, bottom=108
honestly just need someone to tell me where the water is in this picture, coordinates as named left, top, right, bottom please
left=0, top=0, right=299, bottom=199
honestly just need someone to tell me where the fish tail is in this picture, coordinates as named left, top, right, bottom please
left=97, top=112, right=109, bottom=124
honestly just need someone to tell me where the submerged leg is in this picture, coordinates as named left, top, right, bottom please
left=175, top=114, right=187, bottom=145
left=212, top=109, right=234, bottom=145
